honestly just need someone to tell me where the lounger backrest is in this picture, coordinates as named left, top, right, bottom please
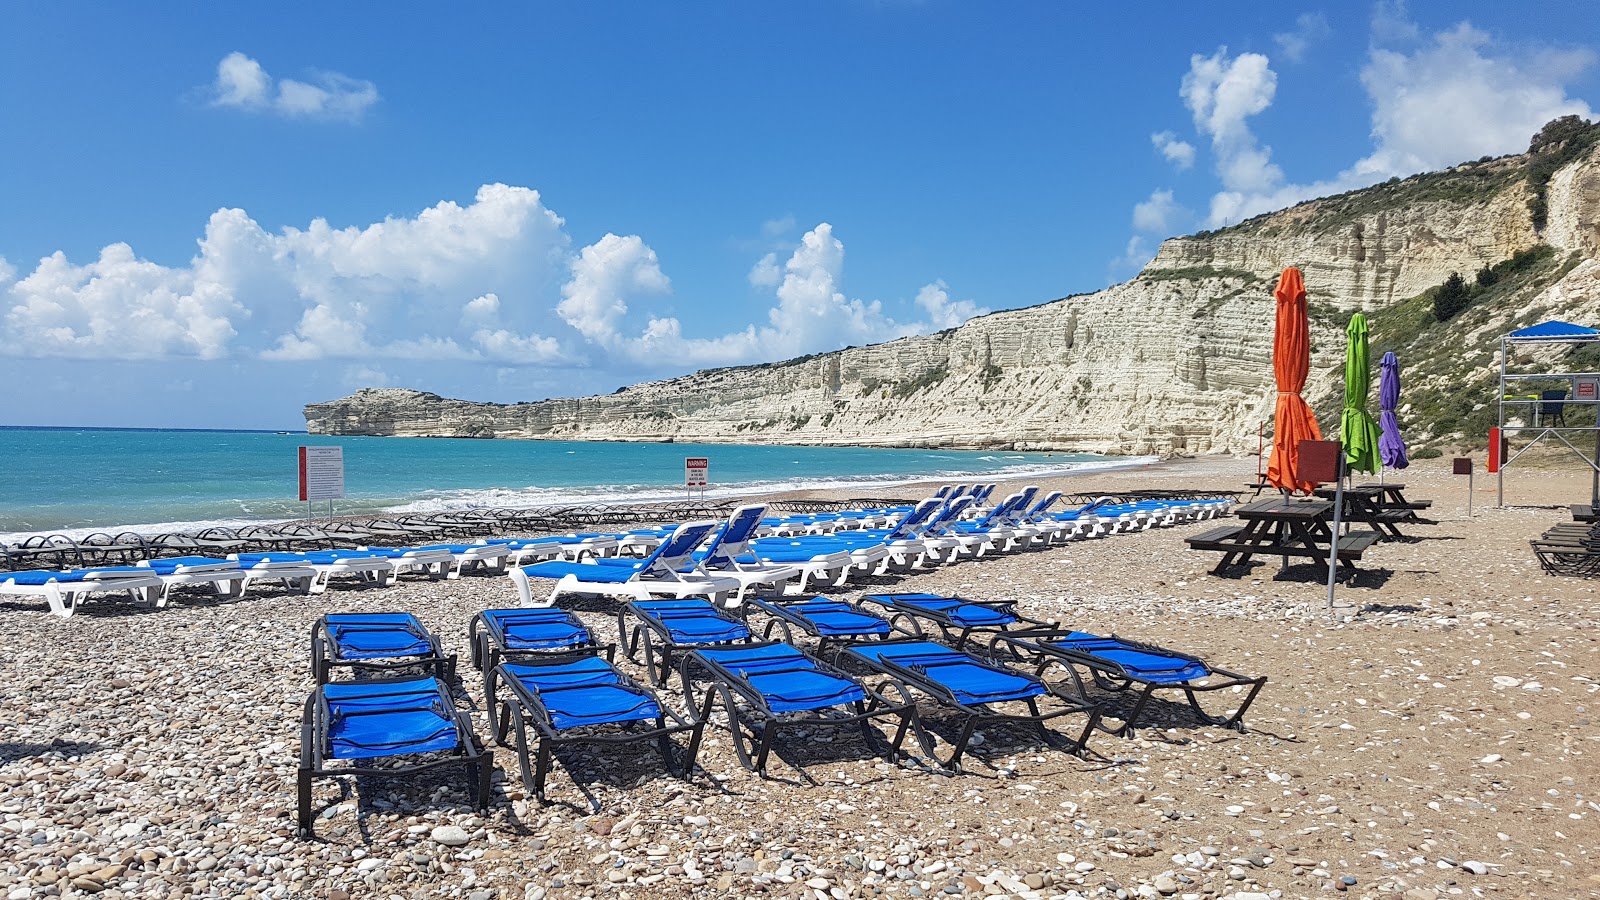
left=699, top=504, right=768, bottom=565
left=881, top=498, right=945, bottom=541
left=642, top=520, right=721, bottom=577
left=920, top=494, right=977, bottom=536
left=1017, top=490, right=1062, bottom=523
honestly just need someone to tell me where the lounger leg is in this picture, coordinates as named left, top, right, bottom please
left=473, top=746, right=493, bottom=812
left=532, top=737, right=553, bottom=803
left=297, top=767, right=314, bottom=838
left=944, top=718, right=980, bottom=772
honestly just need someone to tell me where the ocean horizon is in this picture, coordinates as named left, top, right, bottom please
left=0, top=426, right=1152, bottom=540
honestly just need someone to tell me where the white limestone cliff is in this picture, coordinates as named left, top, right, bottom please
left=307, top=137, right=1600, bottom=455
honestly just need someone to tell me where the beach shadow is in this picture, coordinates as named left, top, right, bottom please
left=1258, top=562, right=1394, bottom=589
left=0, top=739, right=102, bottom=764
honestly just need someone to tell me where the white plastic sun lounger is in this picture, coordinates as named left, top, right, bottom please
left=510, top=521, right=739, bottom=606
left=0, top=567, right=166, bottom=617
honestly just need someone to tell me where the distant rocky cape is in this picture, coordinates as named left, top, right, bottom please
left=307, top=122, right=1600, bottom=455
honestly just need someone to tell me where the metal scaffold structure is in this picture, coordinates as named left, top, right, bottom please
left=1496, top=320, right=1600, bottom=507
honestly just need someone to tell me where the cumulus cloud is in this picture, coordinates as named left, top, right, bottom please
left=1132, top=189, right=1186, bottom=234
left=748, top=252, right=781, bottom=288
left=1, top=194, right=981, bottom=379
left=913, top=281, right=984, bottom=330
left=1351, top=23, right=1596, bottom=179
left=3, top=243, right=241, bottom=359
left=1273, top=13, right=1331, bottom=64
left=1159, top=15, right=1597, bottom=230
left=556, top=234, right=671, bottom=346
left=207, top=52, right=378, bottom=121
left=1151, top=131, right=1196, bottom=170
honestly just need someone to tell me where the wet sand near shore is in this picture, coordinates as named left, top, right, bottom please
left=0, top=454, right=1596, bottom=900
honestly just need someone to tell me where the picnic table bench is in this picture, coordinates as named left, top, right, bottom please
left=1185, top=497, right=1381, bottom=576
left=1571, top=504, right=1599, bottom=523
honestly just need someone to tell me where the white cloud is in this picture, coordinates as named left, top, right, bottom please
left=207, top=52, right=378, bottom=122
left=1151, top=131, right=1196, bottom=170
left=1175, top=20, right=1598, bottom=229
left=1352, top=23, right=1596, bottom=179
left=1115, top=236, right=1156, bottom=273
left=748, top=252, right=781, bottom=287
left=461, top=292, right=500, bottom=325
left=913, top=281, right=984, bottom=330
left=2, top=243, right=241, bottom=360
left=1182, top=48, right=1282, bottom=197
left=1273, top=13, right=1331, bottom=64
left=2, top=195, right=980, bottom=380
left=556, top=234, right=671, bottom=346
left=1132, top=189, right=1185, bottom=234
left=342, top=365, right=399, bottom=389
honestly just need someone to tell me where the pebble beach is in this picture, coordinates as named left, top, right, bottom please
left=1, top=454, right=1596, bottom=900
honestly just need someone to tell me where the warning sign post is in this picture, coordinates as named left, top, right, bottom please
left=685, top=457, right=708, bottom=498
left=299, top=446, right=345, bottom=520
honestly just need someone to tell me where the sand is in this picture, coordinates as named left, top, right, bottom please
left=0, top=453, right=1596, bottom=900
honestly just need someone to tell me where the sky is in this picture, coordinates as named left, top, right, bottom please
left=1, top=2, right=1596, bottom=430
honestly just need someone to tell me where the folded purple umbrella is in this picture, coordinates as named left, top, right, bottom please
left=1378, top=351, right=1408, bottom=469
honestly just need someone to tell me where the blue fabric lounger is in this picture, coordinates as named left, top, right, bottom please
left=488, top=652, right=705, bottom=809
left=748, top=597, right=893, bottom=658
left=298, top=675, right=492, bottom=838
left=680, top=641, right=918, bottom=774
left=857, top=593, right=1047, bottom=650
left=619, top=598, right=752, bottom=685
left=841, top=639, right=1100, bottom=770
left=990, top=627, right=1267, bottom=737
left=310, top=612, right=452, bottom=684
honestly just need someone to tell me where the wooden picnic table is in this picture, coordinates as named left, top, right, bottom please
left=1185, top=497, right=1381, bottom=575
left=1312, top=485, right=1417, bottom=542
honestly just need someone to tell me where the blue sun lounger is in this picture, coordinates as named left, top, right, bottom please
left=858, top=593, right=1048, bottom=650
left=310, top=612, right=453, bottom=685
left=990, top=628, right=1267, bottom=737
left=469, top=607, right=602, bottom=671
left=0, top=567, right=166, bottom=617
left=298, top=675, right=492, bottom=838
left=487, top=651, right=707, bottom=809
left=841, top=640, right=1100, bottom=771
left=748, top=597, right=893, bottom=658
left=619, top=598, right=752, bottom=685
left=679, top=642, right=919, bottom=775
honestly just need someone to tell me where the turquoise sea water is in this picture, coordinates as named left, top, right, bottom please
left=0, top=427, right=1148, bottom=537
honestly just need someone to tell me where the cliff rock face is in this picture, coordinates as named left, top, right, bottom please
left=307, top=140, right=1600, bottom=455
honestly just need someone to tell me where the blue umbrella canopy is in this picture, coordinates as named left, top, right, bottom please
left=1378, top=351, right=1408, bottom=469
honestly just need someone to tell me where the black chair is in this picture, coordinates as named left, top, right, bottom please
left=1541, top=390, right=1568, bottom=427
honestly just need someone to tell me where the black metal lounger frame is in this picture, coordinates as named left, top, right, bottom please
left=858, top=594, right=1052, bottom=651
left=989, top=627, right=1267, bottom=738
left=677, top=641, right=921, bottom=775
left=297, top=676, right=492, bottom=838
left=487, top=650, right=709, bottom=809
left=310, top=615, right=455, bottom=685
left=841, top=640, right=1102, bottom=772
left=748, top=597, right=895, bottom=660
left=617, top=602, right=752, bottom=685
left=468, top=609, right=616, bottom=736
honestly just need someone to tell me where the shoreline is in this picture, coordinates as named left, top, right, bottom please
left=0, top=454, right=1164, bottom=544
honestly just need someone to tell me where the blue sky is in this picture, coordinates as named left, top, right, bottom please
left=2, top=1, right=1595, bottom=429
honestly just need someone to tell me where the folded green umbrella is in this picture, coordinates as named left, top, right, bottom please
left=1340, top=313, right=1381, bottom=474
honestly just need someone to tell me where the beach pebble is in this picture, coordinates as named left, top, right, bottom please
left=1463, top=861, right=1490, bottom=875
left=431, top=825, right=471, bottom=847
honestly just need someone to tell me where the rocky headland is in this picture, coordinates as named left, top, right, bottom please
left=307, top=120, right=1600, bottom=455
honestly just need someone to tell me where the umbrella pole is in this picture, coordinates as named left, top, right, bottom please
left=1326, top=457, right=1345, bottom=616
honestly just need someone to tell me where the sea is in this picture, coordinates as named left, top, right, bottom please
left=0, top=427, right=1152, bottom=539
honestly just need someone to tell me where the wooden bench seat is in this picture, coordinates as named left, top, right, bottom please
left=1185, top=525, right=1246, bottom=551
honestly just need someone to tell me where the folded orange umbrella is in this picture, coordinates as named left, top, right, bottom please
left=1266, top=267, right=1323, bottom=494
